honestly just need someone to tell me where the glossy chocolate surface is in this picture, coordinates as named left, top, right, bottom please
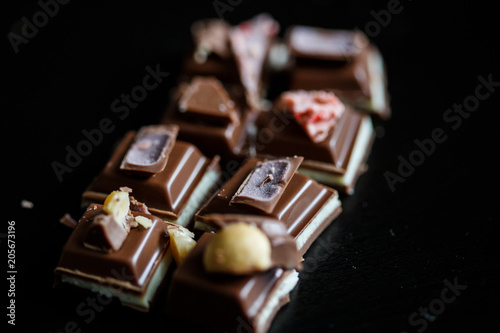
left=166, top=232, right=291, bottom=332
left=82, top=129, right=219, bottom=220
left=55, top=204, right=170, bottom=290
left=196, top=157, right=338, bottom=243
left=162, top=77, right=257, bottom=161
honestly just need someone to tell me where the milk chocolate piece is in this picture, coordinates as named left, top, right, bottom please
left=82, top=127, right=221, bottom=225
left=54, top=204, right=174, bottom=311
left=202, top=214, right=302, bottom=270
left=230, top=156, right=303, bottom=214
left=178, top=76, right=239, bottom=125
left=253, top=101, right=374, bottom=194
left=286, top=26, right=390, bottom=118
left=120, top=125, right=178, bottom=176
left=191, top=19, right=231, bottom=63
left=165, top=232, right=299, bottom=333
left=195, top=157, right=342, bottom=255
left=289, top=26, right=365, bottom=61
left=230, top=13, right=279, bottom=110
left=181, top=19, right=239, bottom=85
left=83, top=213, right=128, bottom=252
left=162, top=77, right=257, bottom=161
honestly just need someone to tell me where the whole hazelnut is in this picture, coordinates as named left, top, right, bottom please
left=203, top=222, right=272, bottom=275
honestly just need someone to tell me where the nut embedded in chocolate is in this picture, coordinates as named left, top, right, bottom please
left=202, top=214, right=302, bottom=270
left=203, top=222, right=272, bottom=275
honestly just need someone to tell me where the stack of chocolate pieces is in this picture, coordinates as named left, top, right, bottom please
left=54, top=12, right=390, bottom=333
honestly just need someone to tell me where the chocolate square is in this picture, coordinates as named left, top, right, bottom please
left=54, top=204, right=173, bottom=310
left=82, top=128, right=220, bottom=222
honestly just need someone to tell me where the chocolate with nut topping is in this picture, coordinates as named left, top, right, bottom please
left=201, top=214, right=302, bottom=270
left=165, top=232, right=299, bottom=333
left=54, top=204, right=174, bottom=311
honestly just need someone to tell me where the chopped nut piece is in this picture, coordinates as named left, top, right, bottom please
left=167, top=226, right=196, bottom=265
left=134, top=216, right=153, bottom=229
left=102, top=190, right=130, bottom=225
left=203, top=222, right=272, bottom=275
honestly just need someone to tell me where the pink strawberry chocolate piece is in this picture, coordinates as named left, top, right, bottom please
left=281, top=90, right=345, bottom=143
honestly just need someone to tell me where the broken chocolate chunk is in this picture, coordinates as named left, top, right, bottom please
left=83, top=213, right=128, bottom=252
left=230, top=156, right=303, bottom=213
left=120, top=125, right=179, bottom=176
left=178, top=76, right=239, bottom=125
left=229, top=13, right=279, bottom=110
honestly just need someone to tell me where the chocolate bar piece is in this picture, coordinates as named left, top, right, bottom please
left=82, top=125, right=221, bottom=226
left=54, top=204, right=174, bottom=311
left=120, top=124, right=178, bottom=176
left=195, top=157, right=342, bottom=255
left=285, top=26, right=390, bottom=118
left=253, top=92, right=375, bottom=194
left=178, top=76, right=239, bottom=125
left=162, top=77, right=258, bottom=162
left=165, top=232, right=299, bottom=333
left=181, top=19, right=240, bottom=85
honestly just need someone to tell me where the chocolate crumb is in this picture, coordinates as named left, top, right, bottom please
left=59, top=213, right=77, bottom=229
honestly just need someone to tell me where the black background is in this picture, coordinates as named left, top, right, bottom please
left=3, top=0, right=499, bottom=332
